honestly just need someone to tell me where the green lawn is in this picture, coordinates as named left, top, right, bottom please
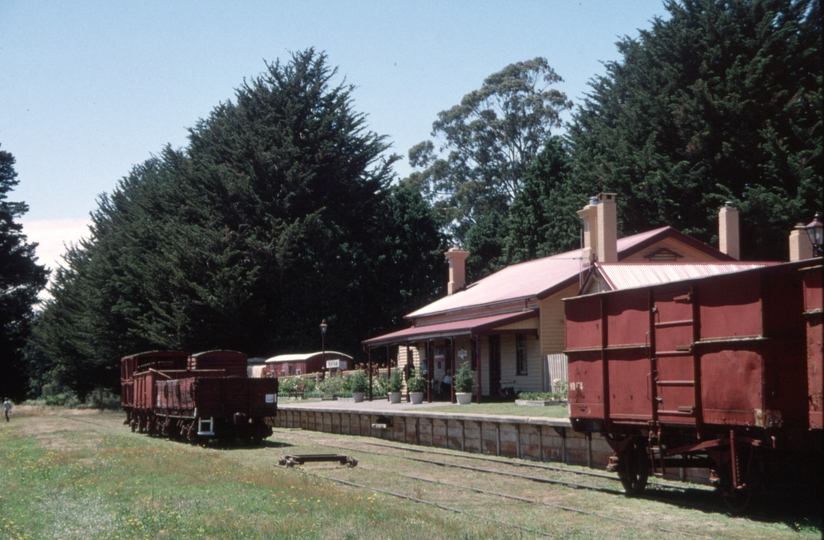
left=0, top=408, right=519, bottom=539
left=422, top=402, right=570, bottom=418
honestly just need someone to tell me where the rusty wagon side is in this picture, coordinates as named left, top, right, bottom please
left=802, top=265, right=822, bottom=430
left=121, top=349, right=278, bottom=443
left=564, top=258, right=822, bottom=512
left=120, top=350, right=188, bottom=427
left=153, top=376, right=278, bottom=443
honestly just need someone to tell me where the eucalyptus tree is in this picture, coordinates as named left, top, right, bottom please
left=407, top=57, right=573, bottom=277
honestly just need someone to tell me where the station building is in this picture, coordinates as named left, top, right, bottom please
left=363, top=194, right=771, bottom=402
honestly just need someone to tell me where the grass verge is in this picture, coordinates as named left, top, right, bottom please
left=0, top=411, right=517, bottom=539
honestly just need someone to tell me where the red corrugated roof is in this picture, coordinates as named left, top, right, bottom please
left=406, top=226, right=708, bottom=318
left=595, top=262, right=775, bottom=291
left=363, top=311, right=537, bottom=347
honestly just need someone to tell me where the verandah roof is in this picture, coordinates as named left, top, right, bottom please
left=363, top=310, right=538, bottom=348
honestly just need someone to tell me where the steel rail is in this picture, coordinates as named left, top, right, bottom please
left=277, top=430, right=727, bottom=513
left=397, top=471, right=716, bottom=540
left=280, top=465, right=557, bottom=538
left=362, top=440, right=705, bottom=491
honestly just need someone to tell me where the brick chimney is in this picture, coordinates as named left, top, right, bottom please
left=718, top=202, right=740, bottom=260
left=576, top=196, right=598, bottom=263
left=789, top=223, right=813, bottom=261
left=444, top=247, right=469, bottom=295
left=596, top=193, right=618, bottom=263
left=578, top=193, right=618, bottom=263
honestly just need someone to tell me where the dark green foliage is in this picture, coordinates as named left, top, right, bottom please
left=0, top=146, right=49, bottom=401
left=34, top=50, right=444, bottom=397
left=568, top=0, right=822, bottom=260
left=453, top=361, right=474, bottom=393
left=407, top=58, right=573, bottom=277
left=505, top=137, right=579, bottom=263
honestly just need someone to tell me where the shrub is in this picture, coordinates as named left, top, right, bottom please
left=317, top=375, right=350, bottom=396
left=517, top=392, right=554, bottom=401
left=453, top=362, right=474, bottom=393
left=279, top=378, right=299, bottom=393
left=40, top=382, right=80, bottom=407
left=387, top=371, right=403, bottom=393
left=349, top=370, right=369, bottom=393
left=84, top=388, right=121, bottom=410
left=553, top=379, right=569, bottom=400
left=406, top=368, right=427, bottom=393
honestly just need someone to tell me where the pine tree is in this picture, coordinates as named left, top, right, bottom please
left=35, top=50, right=444, bottom=396
left=0, top=146, right=48, bottom=400
left=568, top=0, right=821, bottom=260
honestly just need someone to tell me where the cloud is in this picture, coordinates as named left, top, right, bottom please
left=19, top=217, right=92, bottom=273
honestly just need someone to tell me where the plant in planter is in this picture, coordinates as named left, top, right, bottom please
left=453, top=362, right=474, bottom=404
left=387, top=370, right=403, bottom=403
left=406, top=368, right=427, bottom=404
left=350, top=370, right=369, bottom=402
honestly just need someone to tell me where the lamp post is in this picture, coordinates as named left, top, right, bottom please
left=319, top=320, right=328, bottom=375
left=805, top=213, right=823, bottom=257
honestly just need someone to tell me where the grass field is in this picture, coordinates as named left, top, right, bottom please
left=0, top=407, right=525, bottom=539
left=1, top=406, right=820, bottom=539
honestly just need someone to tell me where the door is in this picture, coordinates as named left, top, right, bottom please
left=651, top=286, right=697, bottom=425
left=489, top=335, right=501, bottom=396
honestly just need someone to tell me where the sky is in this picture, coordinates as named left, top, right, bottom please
left=1, top=0, right=670, bottom=277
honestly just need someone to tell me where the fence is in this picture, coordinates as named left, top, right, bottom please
left=543, top=353, right=568, bottom=391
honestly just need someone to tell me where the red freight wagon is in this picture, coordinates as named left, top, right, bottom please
left=154, top=376, right=278, bottom=443
left=802, top=265, right=822, bottom=429
left=120, top=350, right=188, bottom=419
left=188, top=350, right=248, bottom=378
left=120, top=349, right=278, bottom=444
left=564, top=259, right=822, bottom=512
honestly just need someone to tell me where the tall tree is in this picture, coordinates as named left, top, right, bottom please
left=35, top=50, right=445, bottom=397
left=0, top=146, right=49, bottom=401
left=406, top=58, right=573, bottom=277
left=504, top=137, right=579, bottom=263
left=567, top=0, right=821, bottom=260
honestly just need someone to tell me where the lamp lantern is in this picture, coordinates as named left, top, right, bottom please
left=805, top=212, right=823, bottom=256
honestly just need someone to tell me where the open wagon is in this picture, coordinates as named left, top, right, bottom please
left=121, top=349, right=279, bottom=444
left=564, top=259, right=822, bottom=512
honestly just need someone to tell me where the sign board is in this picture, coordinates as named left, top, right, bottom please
left=326, top=359, right=345, bottom=369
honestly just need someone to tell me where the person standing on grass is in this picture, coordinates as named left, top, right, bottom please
left=3, top=398, right=11, bottom=422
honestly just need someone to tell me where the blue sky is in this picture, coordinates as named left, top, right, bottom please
left=1, top=0, right=669, bottom=274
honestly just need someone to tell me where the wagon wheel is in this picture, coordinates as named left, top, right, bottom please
left=720, top=448, right=763, bottom=514
left=619, top=439, right=649, bottom=495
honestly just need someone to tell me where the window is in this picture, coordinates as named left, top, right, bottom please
left=516, top=334, right=528, bottom=375
left=296, top=369, right=302, bottom=375
left=281, top=369, right=286, bottom=377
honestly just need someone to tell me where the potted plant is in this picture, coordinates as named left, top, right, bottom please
left=387, top=370, right=403, bottom=404
left=453, top=362, right=474, bottom=405
left=349, top=370, right=369, bottom=403
left=406, top=367, right=427, bottom=404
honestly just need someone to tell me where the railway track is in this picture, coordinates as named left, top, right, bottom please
left=54, top=414, right=817, bottom=536
left=272, top=428, right=722, bottom=539
left=275, top=429, right=717, bottom=499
